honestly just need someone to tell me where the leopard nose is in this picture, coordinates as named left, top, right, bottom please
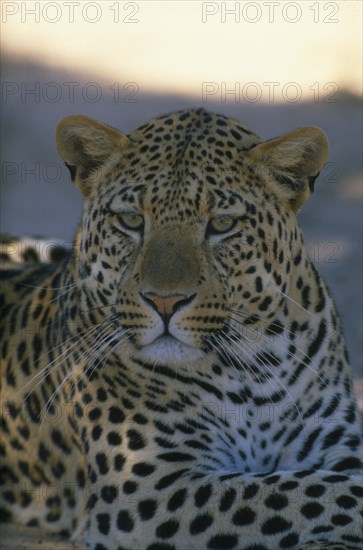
left=141, top=292, right=195, bottom=319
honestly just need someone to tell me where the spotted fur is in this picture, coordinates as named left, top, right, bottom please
left=1, top=109, right=362, bottom=549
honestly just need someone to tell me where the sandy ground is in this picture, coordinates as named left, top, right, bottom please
left=0, top=57, right=362, bottom=547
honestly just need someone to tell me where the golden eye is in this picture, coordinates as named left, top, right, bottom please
left=207, top=216, right=237, bottom=236
left=118, top=212, right=144, bottom=232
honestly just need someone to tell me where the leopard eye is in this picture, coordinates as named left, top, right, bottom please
left=206, top=216, right=237, bottom=236
left=118, top=212, right=144, bottom=232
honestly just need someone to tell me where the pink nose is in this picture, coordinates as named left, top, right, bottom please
left=141, top=292, right=192, bottom=318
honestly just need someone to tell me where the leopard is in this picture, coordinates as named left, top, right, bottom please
left=1, top=108, right=362, bottom=550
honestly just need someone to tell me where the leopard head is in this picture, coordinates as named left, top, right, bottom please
left=56, top=109, right=328, bottom=368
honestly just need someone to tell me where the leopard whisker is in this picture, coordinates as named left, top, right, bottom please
left=20, top=321, right=104, bottom=387
left=226, top=308, right=330, bottom=390
left=19, top=279, right=86, bottom=292
left=209, top=333, right=256, bottom=388
left=272, top=285, right=329, bottom=325
left=21, top=322, right=111, bottom=400
left=219, top=325, right=306, bottom=435
left=82, top=327, right=127, bottom=378
left=82, top=327, right=130, bottom=384
left=214, top=330, right=284, bottom=401
left=40, top=323, right=121, bottom=420
left=20, top=278, right=88, bottom=307
left=222, top=331, right=285, bottom=399
left=225, top=306, right=306, bottom=342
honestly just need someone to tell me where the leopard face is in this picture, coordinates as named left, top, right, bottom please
left=58, top=109, right=327, bottom=368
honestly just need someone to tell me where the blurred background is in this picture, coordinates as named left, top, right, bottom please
left=1, top=1, right=362, bottom=397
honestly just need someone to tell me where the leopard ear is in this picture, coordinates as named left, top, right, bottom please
left=56, top=115, right=129, bottom=196
left=247, top=127, right=329, bottom=211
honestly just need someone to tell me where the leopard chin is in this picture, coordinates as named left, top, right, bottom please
left=134, top=335, right=206, bottom=366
